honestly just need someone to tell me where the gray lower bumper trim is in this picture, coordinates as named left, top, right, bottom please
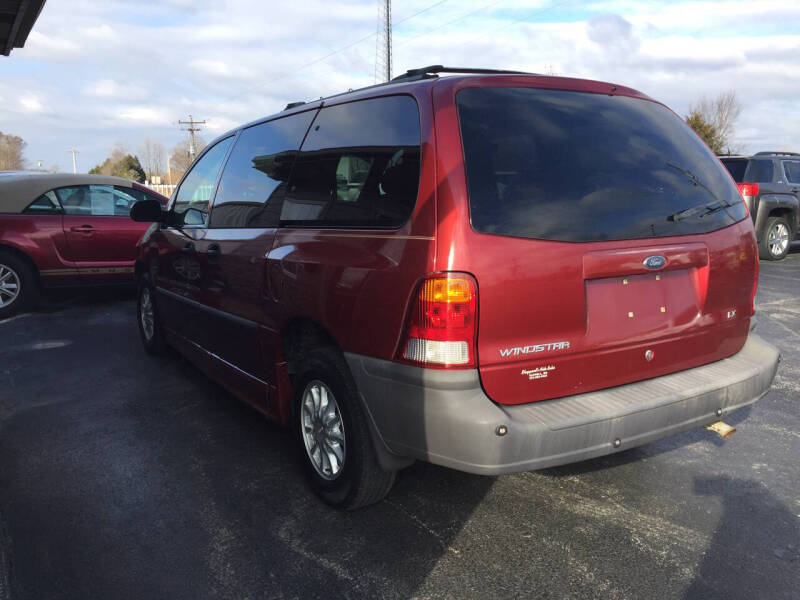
left=345, top=334, right=779, bottom=475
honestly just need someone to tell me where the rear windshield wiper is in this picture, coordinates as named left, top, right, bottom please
left=665, top=162, right=738, bottom=222
left=668, top=199, right=738, bottom=222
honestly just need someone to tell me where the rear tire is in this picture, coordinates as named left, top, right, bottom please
left=292, top=348, right=396, bottom=510
left=758, top=216, right=792, bottom=261
left=137, top=275, right=167, bottom=355
left=0, top=251, right=38, bottom=320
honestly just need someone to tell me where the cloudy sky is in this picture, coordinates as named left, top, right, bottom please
left=1, top=0, right=798, bottom=174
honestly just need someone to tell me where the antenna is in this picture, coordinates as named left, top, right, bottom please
left=375, top=0, right=392, bottom=82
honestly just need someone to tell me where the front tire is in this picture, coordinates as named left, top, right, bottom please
left=293, top=349, right=396, bottom=510
left=0, top=251, right=38, bottom=320
left=137, top=275, right=167, bottom=354
left=759, top=216, right=792, bottom=261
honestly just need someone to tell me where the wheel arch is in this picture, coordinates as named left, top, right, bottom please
left=278, top=316, right=413, bottom=472
left=754, top=194, right=799, bottom=240
left=281, top=317, right=340, bottom=375
left=0, top=243, right=41, bottom=283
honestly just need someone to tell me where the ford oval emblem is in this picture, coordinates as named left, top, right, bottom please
left=643, top=255, right=667, bottom=270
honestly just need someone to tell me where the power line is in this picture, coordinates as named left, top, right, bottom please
left=222, top=0, right=450, bottom=103
left=178, top=115, right=206, bottom=161
left=394, top=0, right=506, bottom=48
left=449, top=0, right=580, bottom=52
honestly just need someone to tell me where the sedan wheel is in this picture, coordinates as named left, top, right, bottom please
left=0, top=264, right=21, bottom=309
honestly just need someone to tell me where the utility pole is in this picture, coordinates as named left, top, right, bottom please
left=178, top=115, right=206, bottom=161
left=375, top=0, right=392, bottom=82
left=67, top=149, right=79, bottom=174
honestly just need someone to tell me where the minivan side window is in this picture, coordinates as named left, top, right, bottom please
left=173, top=137, right=234, bottom=226
left=280, top=95, right=420, bottom=228
left=210, top=111, right=316, bottom=228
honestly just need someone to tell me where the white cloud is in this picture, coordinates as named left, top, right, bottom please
left=19, top=95, right=46, bottom=114
left=83, top=79, right=121, bottom=97
left=85, top=24, right=115, bottom=40
left=21, top=30, right=82, bottom=61
left=117, top=106, right=170, bottom=124
left=189, top=59, right=233, bottom=77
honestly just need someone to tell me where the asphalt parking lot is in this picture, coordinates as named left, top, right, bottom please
left=1, top=253, right=798, bottom=600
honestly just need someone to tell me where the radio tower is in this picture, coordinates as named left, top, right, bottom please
left=375, top=0, right=392, bottom=82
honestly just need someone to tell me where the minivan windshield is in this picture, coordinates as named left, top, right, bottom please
left=457, top=87, right=747, bottom=242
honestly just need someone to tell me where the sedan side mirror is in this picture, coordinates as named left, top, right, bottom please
left=130, top=199, right=166, bottom=223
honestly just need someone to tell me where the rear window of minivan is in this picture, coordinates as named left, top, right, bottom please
left=457, top=87, right=747, bottom=242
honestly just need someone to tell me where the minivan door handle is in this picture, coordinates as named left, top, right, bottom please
left=70, top=225, right=94, bottom=234
left=206, top=243, right=221, bottom=261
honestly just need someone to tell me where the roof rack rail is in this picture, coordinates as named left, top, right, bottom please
left=391, top=65, right=534, bottom=83
left=284, top=101, right=306, bottom=111
left=754, top=151, right=800, bottom=157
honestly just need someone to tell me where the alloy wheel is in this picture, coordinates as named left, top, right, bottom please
left=0, top=264, right=21, bottom=308
left=300, top=380, right=346, bottom=480
left=140, top=286, right=155, bottom=341
left=768, top=222, right=790, bottom=257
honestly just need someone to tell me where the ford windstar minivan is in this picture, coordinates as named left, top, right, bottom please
left=131, top=66, right=779, bottom=509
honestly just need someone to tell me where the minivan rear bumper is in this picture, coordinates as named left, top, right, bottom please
left=344, top=333, right=779, bottom=475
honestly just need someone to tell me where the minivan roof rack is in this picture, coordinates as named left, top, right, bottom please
left=754, top=151, right=800, bottom=157
left=284, top=101, right=306, bottom=111
left=391, top=65, right=534, bottom=83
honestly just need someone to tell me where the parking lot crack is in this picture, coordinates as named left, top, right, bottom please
left=385, top=499, right=460, bottom=556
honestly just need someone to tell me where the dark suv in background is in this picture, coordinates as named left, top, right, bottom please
left=720, top=151, right=800, bottom=260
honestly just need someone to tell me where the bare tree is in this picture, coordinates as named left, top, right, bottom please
left=685, top=91, right=742, bottom=155
left=0, top=131, right=26, bottom=170
left=169, top=137, right=206, bottom=182
left=139, top=139, right=166, bottom=181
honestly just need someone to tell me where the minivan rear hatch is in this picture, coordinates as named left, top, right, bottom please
left=455, top=84, right=756, bottom=405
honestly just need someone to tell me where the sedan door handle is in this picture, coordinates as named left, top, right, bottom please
left=182, top=241, right=196, bottom=255
left=70, top=225, right=94, bottom=234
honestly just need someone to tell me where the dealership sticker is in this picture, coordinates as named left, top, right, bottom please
left=521, top=365, right=556, bottom=381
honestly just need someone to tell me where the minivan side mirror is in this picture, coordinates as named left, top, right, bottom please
left=130, top=199, right=166, bottom=223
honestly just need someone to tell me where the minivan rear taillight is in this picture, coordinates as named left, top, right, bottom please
left=400, top=273, right=477, bottom=368
left=736, top=182, right=759, bottom=215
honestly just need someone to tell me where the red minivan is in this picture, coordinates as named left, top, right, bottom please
left=132, top=67, right=779, bottom=509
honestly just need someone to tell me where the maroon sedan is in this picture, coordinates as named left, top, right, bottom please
left=0, top=172, right=167, bottom=318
